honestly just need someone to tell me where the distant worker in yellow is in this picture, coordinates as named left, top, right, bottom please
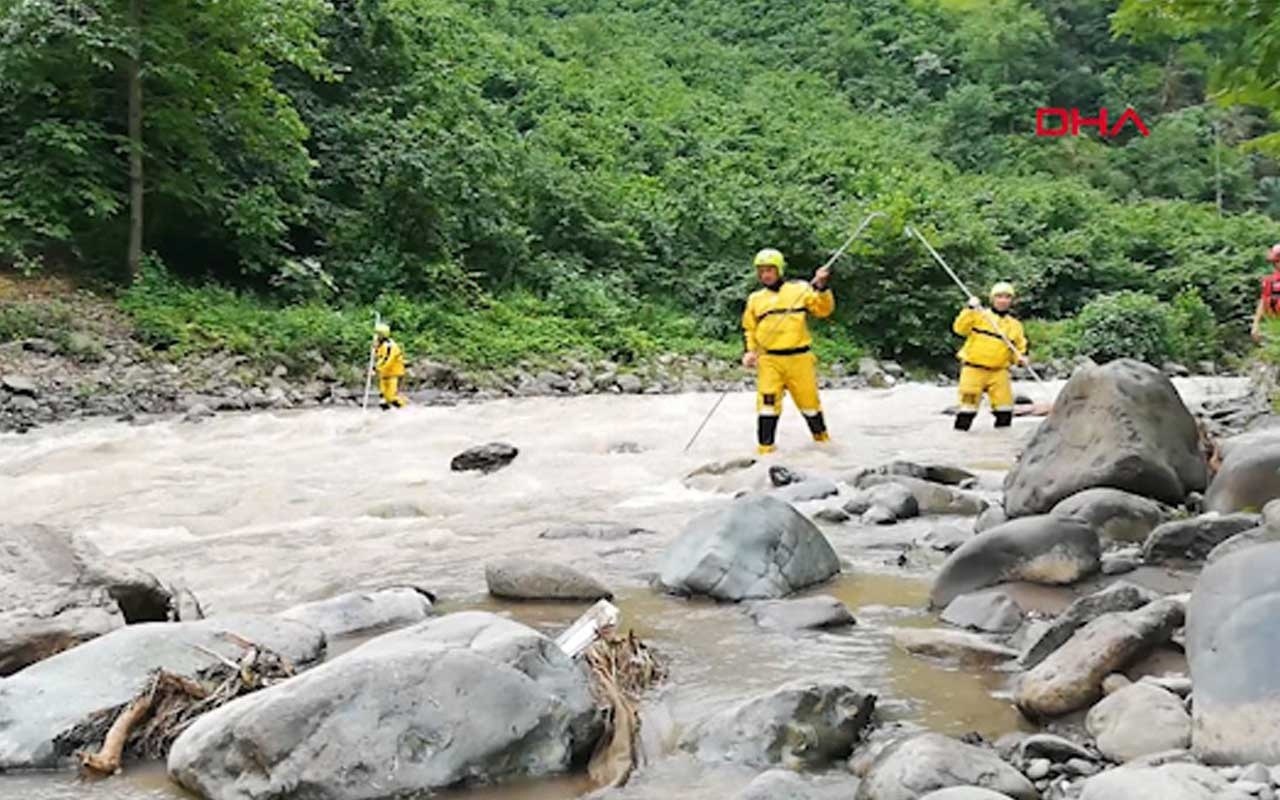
left=373, top=323, right=407, bottom=410
left=741, top=248, right=835, bottom=454
left=952, top=281, right=1027, bottom=431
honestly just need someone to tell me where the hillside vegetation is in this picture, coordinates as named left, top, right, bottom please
left=1, top=0, right=1277, bottom=373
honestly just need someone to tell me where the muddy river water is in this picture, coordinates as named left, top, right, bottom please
left=0, top=377, right=1246, bottom=799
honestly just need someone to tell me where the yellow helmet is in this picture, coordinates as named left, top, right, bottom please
left=375, top=323, right=391, bottom=338
left=753, top=248, right=786, bottom=275
left=989, top=281, right=1015, bottom=299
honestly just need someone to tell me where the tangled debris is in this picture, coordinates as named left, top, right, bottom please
left=583, top=629, right=667, bottom=789
left=71, top=633, right=295, bottom=776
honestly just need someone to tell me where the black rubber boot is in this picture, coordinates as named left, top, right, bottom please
left=758, top=415, right=779, bottom=449
left=994, top=410, right=1013, bottom=428
left=804, top=411, right=828, bottom=438
left=954, top=411, right=976, bottom=431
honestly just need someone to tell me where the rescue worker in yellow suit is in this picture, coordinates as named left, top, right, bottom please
left=373, top=323, right=407, bottom=410
left=952, top=281, right=1028, bottom=431
left=741, top=248, right=835, bottom=454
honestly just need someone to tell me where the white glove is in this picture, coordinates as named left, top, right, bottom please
left=967, top=296, right=982, bottom=309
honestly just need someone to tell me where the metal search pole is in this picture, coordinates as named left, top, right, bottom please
left=361, top=312, right=380, bottom=413
left=904, top=225, right=1048, bottom=386
left=682, top=211, right=888, bottom=454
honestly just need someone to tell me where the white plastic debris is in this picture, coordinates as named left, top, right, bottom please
left=555, top=599, right=621, bottom=658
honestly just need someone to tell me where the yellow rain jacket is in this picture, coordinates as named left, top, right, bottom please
left=742, top=280, right=835, bottom=354
left=953, top=308, right=1026, bottom=369
left=375, top=338, right=406, bottom=378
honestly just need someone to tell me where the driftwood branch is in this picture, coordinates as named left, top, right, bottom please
left=80, top=687, right=155, bottom=775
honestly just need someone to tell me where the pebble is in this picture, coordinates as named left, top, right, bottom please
left=1236, top=780, right=1269, bottom=795
left=1067, top=758, right=1100, bottom=777
left=1241, top=764, right=1272, bottom=784
left=1027, top=759, right=1051, bottom=780
left=1223, top=767, right=1245, bottom=781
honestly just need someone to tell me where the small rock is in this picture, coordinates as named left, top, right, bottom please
left=1020, top=581, right=1160, bottom=669
left=856, top=733, right=1038, bottom=800
left=814, top=508, right=851, bottom=524
left=1102, top=550, right=1141, bottom=575
left=924, top=523, right=971, bottom=553
left=1027, top=760, right=1052, bottom=780
left=1018, top=733, right=1096, bottom=763
left=862, top=505, right=898, bottom=526
left=974, top=505, right=1008, bottom=534
left=616, top=374, right=643, bottom=393
left=450, top=442, right=519, bottom=474
left=182, top=403, right=215, bottom=423
left=1068, top=758, right=1101, bottom=776
left=1102, top=674, right=1132, bottom=695
left=485, top=559, right=612, bottom=601
left=1240, top=764, right=1271, bottom=785
left=1086, top=682, right=1191, bottom=762
left=892, top=628, right=1019, bottom=664
left=1162, top=362, right=1191, bottom=378
left=769, top=465, right=805, bottom=487
left=538, top=522, right=655, bottom=541
left=2, top=375, right=37, bottom=397
left=941, top=590, right=1024, bottom=634
left=1143, top=512, right=1262, bottom=564
left=746, top=596, right=856, bottom=631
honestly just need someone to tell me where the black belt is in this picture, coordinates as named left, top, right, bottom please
left=962, top=361, right=1005, bottom=370
left=765, top=346, right=811, bottom=356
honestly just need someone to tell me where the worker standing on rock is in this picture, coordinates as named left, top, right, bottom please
left=741, top=248, right=835, bottom=454
left=952, top=282, right=1027, bottom=431
left=1250, top=243, right=1280, bottom=343
left=373, top=323, right=407, bottom=410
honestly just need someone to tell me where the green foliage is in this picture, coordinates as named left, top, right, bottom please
left=1072, top=291, right=1179, bottom=365
left=1168, top=286, right=1219, bottom=363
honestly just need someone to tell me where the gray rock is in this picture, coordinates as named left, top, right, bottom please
left=21, top=338, right=57, bottom=355
left=736, top=770, right=816, bottom=800
left=0, top=615, right=325, bottom=769
left=1, top=374, right=37, bottom=396
left=1086, top=683, right=1192, bottom=762
left=1018, top=733, right=1095, bottom=763
left=1263, top=499, right=1280, bottom=528
left=1188, top=542, right=1280, bottom=764
left=891, top=628, right=1020, bottom=663
left=941, top=590, right=1024, bottom=633
left=881, top=361, right=905, bottom=378
left=278, top=587, right=435, bottom=638
left=538, top=522, right=655, bottom=540
left=686, top=457, right=757, bottom=480
left=855, top=474, right=988, bottom=516
left=8, top=395, right=37, bottom=412
left=776, top=478, right=840, bottom=504
left=855, top=733, right=1038, bottom=800
left=687, top=680, right=875, bottom=768
left=861, top=505, right=898, bottom=525
left=1003, top=360, right=1208, bottom=516
left=814, top=508, right=852, bottom=524
left=854, top=461, right=977, bottom=488
left=450, top=442, right=519, bottom=473
left=1239, top=763, right=1271, bottom=784
left=1070, top=757, right=1102, bottom=776
left=769, top=465, right=805, bottom=487
left=1205, top=441, right=1280, bottom=514
left=617, top=374, right=643, bottom=393
left=920, top=790, right=1015, bottom=800
left=656, top=494, right=840, bottom=601
left=485, top=558, right=612, bottom=601
left=1052, top=488, right=1171, bottom=545
left=930, top=515, right=1102, bottom=608
left=859, top=358, right=893, bottom=389
left=1205, top=525, right=1280, bottom=564
left=1163, top=362, right=1191, bottom=378
left=746, top=596, right=856, bottom=631
left=923, top=523, right=971, bottom=553
left=974, top=505, right=1008, bottom=534
left=1143, top=512, right=1261, bottom=563
left=1015, top=598, right=1184, bottom=718
left=1026, top=760, right=1052, bottom=780
left=1021, top=582, right=1160, bottom=668
left=182, top=402, right=215, bottom=423
left=0, top=524, right=173, bottom=677
left=167, top=613, right=599, bottom=799
left=1080, top=763, right=1239, bottom=800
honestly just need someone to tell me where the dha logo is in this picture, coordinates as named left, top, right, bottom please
left=1035, top=107, right=1150, bottom=137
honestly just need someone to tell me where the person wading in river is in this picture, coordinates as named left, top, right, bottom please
left=373, top=323, right=407, bottom=410
left=952, top=281, right=1028, bottom=431
left=741, top=248, right=835, bottom=454
left=1250, top=243, right=1280, bottom=343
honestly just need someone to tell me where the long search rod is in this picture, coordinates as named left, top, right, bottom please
left=682, top=211, right=888, bottom=454
left=361, top=312, right=380, bottom=413
left=904, top=225, right=1047, bottom=386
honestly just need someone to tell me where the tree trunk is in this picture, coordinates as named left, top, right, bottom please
left=126, top=0, right=143, bottom=281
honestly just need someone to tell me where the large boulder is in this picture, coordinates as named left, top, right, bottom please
left=686, top=680, right=875, bottom=769
left=1015, top=598, right=1183, bottom=719
left=1020, top=582, right=1159, bottom=669
left=0, top=524, right=173, bottom=676
left=1142, top=512, right=1261, bottom=564
left=854, top=474, right=987, bottom=516
left=168, top=613, right=601, bottom=799
left=656, top=495, right=840, bottom=601
left=1085, top=683, right=1191, bottom=762
left=1204, top=441, right=1280, bottom=513
left=930, top=515, right=1101, bottom=608
left=1002, top=360, right=1207, bottom=517
left=1187, top=542, right=1280, bottom=764
left=0, top=615, right=325, bottom=769
left=1205, top=525, right=1280, bottom=564
left=1080, top=763, right=1247, bottom=800
left=278, top=587, right=435, bottom=638
left=1051, top=488, right=1170, bottom=545
left=485, top=559, right=613, bottom=601
left=855, top=733, right=1038, bottom=800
